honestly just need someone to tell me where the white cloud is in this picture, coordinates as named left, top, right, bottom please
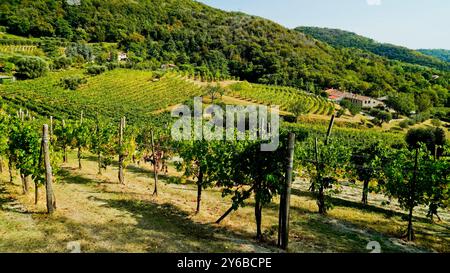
left=366, top=0, right=382, bottom=6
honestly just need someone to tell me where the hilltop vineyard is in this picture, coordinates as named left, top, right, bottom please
left=228, top=82, right=335, bottom=115
left=0, top=69, right=205, bottom=123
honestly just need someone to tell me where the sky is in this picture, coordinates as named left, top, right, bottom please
left=197, top=0, right=450, bottom=50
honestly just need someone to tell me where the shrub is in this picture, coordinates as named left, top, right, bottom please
left=105, top=62, right=118, bottom=71
left=65, top=43, right=94, bottom=61
left=86, top=65, right=107, bottom=75
left=336, top=108, right=345, bottom=117
left=60, top=75, right=87, bottom=90
left=53, top=56, right=72, bottom=70
left=340, top=100, right=361, bottom=116
left=11, top=56, right=48, bottom=79
left=369, top=109, right=392, bottom=124
left=431, top=119, right=442, bottom=127
left=399, top=120, right=410, bottom=129
left=0, top=62, right=15, bottom=74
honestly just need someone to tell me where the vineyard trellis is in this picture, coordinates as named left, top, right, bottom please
left=0, top=100, right=448, bottom=245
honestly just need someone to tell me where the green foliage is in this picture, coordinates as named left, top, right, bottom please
left=386, top=93, right=416, bottom=115
left=10, top=56, right=48, bottom=79
left=406, top=127, right=447, bottom=156
left=369, top=109, right=392, bottom=125
left=298, top=27, right=450, bottom=71
left=86, top=65, right=107, bottom=76
left=298, top=138, right=351, bottom=214
left=0, top=0, right=447, bottom=105
left=52, top=56, right=72, bottom=70
left=340, top=100, right=361, bottom=116
left=349, top=142, right=388, bottom=203
left=65, top=43, right=93, bottom=62
left=417, top=49, right=450, bottom=63
left=59, top=75, right=87, bottom=90
left=0, top=69, right=205, bottom=124
left=7, top=118, right=41, bottom=181
left=229, top=82, right=334, bottom=115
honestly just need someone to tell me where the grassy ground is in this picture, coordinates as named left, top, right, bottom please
left=0, top=152, right=448, bottom=253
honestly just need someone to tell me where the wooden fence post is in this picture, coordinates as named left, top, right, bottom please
left=118, top=117, right=125, bottom=184
left=278, top=132, right=295, bottom=250
left=49, top=116, right=53, bottom=142
left=151, top=130, right=158, bottom=196
left=43, top=124, right=56, bottom=214
left=325, top=114, right=335, bottom=145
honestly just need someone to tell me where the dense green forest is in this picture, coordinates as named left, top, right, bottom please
left=297, top=27, right=450, bottom=71
left=0, top=0, right=449, bottom=110
left=418, top=49, right=450, bottom=63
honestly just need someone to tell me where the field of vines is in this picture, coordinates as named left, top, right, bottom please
left=0, top=105, right=448, bottom=253
left=228, top=82, right=335, bottom=115
left=0, top=69, right=205, bottom=123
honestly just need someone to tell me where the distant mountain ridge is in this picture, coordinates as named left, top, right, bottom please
left=296, top=26, right=450, bottom=71
left=417, top=49, right=450, bottom=63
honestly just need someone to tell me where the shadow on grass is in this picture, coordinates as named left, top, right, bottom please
left=291, top=188, right=434, bottom=225
left=0, top=185, right=15, bottom=207
left=58, top=168, right=94, bottom=185
left=90, top=196, right=268, bottom=252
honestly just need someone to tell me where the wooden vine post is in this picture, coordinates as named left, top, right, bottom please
left=77, top=112, right=83, bottom=170
left=43, top=124, right=56, bottom=214
left=62, top=119, right=67, bottom=163
left=49, top=116, right=53, bottom=143
left=17, top=109, right=29, bottom=194
left=118, top=117, right=126, bottom=184
left=151, top=130, right=158, bottom=196
left=325, top=115, right=335, bottom=145
left=314, top=115, right=336, bottom=214
left=278, top=132, right=295, bottom=250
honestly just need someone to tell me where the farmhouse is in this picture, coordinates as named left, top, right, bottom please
left=326, top=88, right=384, bottom=108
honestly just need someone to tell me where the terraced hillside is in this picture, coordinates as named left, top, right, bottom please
left=228, top=82, right=335, bottom=115
left=0, top=69, right=205, bottom=123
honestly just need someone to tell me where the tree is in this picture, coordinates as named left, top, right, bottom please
left=54, top=120, right=73, bottom=163
left=116, top=117, right=136, bottom=184
left=205, top=84, right=224, bottom=103
left=349, top=142, right=387, bottom=205
left=299, top=138, right=350, bottom=214
left=8, top=118, right=40, bottom=195
left=415, top=93, right=432, bottom=113
left=425, top=148, right=450, bottom=222
left=386, top=93, right=416, bottom=115
left=0, top=111, right=10, bottom=175
left=12, top=56, right=48, bottom=79
left=213, top=132, right=299, bottom=239
left=369, top=109, right=392, bottom=125
left=90, top=117, right=115, bottom=175
left=383, top=146, right=441, bottom=241
left=137, top=126, right=170, bottom=195
left=176, top=139, right=214, bottom=213
left=60, top=75, right=87, bottom=90
left=72, top=118, right=90, bottom=170
left=288, top=100, right=308, bottom=120
left=340, top=100, right=361, bottom=116
left=406, top=127, right=446, bottom=158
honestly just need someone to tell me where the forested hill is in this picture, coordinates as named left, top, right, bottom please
left=0, top=0, right=449, bottom=104
left=417, top=49, right=450, bottom=63
left=296, top=26, right=450, bottom=72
